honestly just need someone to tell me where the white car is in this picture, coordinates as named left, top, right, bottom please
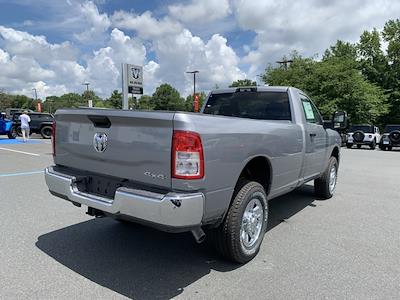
left=346, top=124, right=380, bottom=150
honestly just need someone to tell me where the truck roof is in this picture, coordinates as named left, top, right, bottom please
left=211, top=86, right=291, bottom=94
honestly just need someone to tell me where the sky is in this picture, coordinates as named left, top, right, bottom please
left=0, top=0, right=399, bottom=100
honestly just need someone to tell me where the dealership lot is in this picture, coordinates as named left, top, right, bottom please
left=0, top=138, right=399, bottom=299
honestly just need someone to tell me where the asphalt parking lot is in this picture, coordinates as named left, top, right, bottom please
left=0, top=137, right=399, bottom=299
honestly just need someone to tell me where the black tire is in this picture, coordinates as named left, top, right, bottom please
left=388, top=146, right=393, bottom=151
left=370, top=139, right=376, bottom=150
left=380, top=145, right=387, bottom=151
left=346, top=143, right=353, bottom=149
left=40, top=125, right=53, bottom=139
left=315, top=156, right=338, bottom=199
left=7, top=127, right=17, bottom=139
left=357, top=144, right=362, bottom=149
left=212, top=180, right=268, bottom=264
left=16, top=126, right=22, bottom=137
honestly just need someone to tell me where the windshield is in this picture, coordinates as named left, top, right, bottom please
left=350, top=125, right=373, bottom=133
left=203, top=91, right=291, bottom=121
left=384, top=125, right=400, bottom=132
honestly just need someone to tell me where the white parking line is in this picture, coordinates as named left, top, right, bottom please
left=0, top=147, right=40, bottom=157
left=0, top=170, right=44, bottom=177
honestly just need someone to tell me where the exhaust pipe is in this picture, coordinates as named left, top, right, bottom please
left=191, top=227, right=206, bottom=244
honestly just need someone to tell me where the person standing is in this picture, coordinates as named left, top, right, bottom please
left=19, top=111, right=31, bottom=142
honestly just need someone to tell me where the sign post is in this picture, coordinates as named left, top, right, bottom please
left=122, top=63, right=143, bottom=109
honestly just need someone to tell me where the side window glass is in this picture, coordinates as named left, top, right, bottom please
left=301, top=99, right=316, bottom=123
left=301, top=97, right=322, bottom=125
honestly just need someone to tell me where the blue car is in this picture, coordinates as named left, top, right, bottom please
left=0, top=113, right=17, bottom=139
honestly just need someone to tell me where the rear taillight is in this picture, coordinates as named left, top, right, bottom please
left=172, top=130, right=204, bottom=179
left=52, top=121, right=56, bottom=156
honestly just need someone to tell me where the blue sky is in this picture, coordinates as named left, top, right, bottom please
left=0, top=0, right=399, bottom=99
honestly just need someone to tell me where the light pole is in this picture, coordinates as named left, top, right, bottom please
left=32, top=88, right=38, bottom=100
left=82, top=82, right=92, bottom=107
left=186, top=70, right=199, bottom=111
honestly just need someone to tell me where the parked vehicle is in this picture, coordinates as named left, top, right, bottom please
left=45, top=86, right=345, bottom=263
left=324, top=111, right=348, bottom=146
left=12, top=112, right=54, bottom=139
left=379, top=124, right=400, bottom=151
left=0, top=113, right=17, bottom=139
left=346, top=124, right=380, bottom=149
left=5, top=108, right=33, bottom=118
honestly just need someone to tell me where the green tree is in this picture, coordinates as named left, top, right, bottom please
left=357, top=29, right=390, bottom=88
left=151, top=84, right=185, bottom=111
left=263, top=53, right=388, bottom=123
left=324, top=40, right=358, bottom=62
left=0, top=92, right=13, bottom=110
left=59, top=93, right=86, bottom=108
left=382, top=19, right=400, bottom=123
left=137, top=95, right=154, bottom=110
left=229, top=79, right=257, bottom=87
left=106, top=90, right=122, bottom=109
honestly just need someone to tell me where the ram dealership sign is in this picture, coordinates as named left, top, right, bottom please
left=126, top=64, right=143, bottom=94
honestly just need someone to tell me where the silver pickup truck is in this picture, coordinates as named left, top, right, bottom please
left=45, top=86, right=345, bottom=263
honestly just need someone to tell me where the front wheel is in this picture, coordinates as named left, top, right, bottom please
left=7, top=127, right=17, bottom=139
left=212, top=180, right=268, bottom=263
left=315, top=156, right=338, bottom=199
left=16, top=126, right=22, bottom=137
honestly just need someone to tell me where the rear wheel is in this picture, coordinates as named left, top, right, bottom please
left=212, top=180, right=268, bottom=263
left=357, top=144, right=362, bottom=149
left=315, top=156, right=338, bottom=199
left=40, top=125, right=53, bottom=139
left=346, top=143, right=353, bottom=149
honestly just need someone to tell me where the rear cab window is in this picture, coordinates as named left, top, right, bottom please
left=203, top=91, right=292, bottom=121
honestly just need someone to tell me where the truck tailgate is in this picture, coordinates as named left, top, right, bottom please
left=54, top=109, right=174, bottom=189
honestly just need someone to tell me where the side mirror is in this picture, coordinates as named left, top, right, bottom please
left=332, top=111, right=347, bottom=130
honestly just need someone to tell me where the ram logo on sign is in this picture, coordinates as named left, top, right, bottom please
left=127, top=64, right=143, bottom=94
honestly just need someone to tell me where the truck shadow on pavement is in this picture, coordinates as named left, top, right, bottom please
left=36, top=184, right=319, bottom=299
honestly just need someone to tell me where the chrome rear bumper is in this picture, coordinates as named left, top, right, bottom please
left=44, top=167, right=204, bottom=228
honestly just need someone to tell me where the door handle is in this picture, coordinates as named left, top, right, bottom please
left=310, top=133, right=317, bottom=137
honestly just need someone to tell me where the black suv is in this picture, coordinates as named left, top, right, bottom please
left=12, top=112, right=54, bottom=139
left=379, top=124, right=400, bottom=151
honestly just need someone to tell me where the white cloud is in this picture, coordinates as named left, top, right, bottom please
left=233, top=0, right=400, bottom=78
left=73, top=1, right=111, bottom=43
left=111, top=11, right=183, bottom=39
left=0, top=26, right=77, bottom=64
left=153, top=29, right=245, bottom=95
left=85, top=28, right=147, bottom=96
left=168, top=0, right=231, bottom=24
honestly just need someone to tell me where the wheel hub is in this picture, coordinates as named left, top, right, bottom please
left=329, top=164, right=337, bottom=194
left=240, top=198, right=264, bottom=248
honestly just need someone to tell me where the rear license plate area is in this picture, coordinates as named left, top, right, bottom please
left=84, top=176, right=122, bottom=198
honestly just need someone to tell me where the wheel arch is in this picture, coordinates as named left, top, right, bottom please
left=331, top=146, right=340, bottom=164
left=235, top=155, right=273, bottom=196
